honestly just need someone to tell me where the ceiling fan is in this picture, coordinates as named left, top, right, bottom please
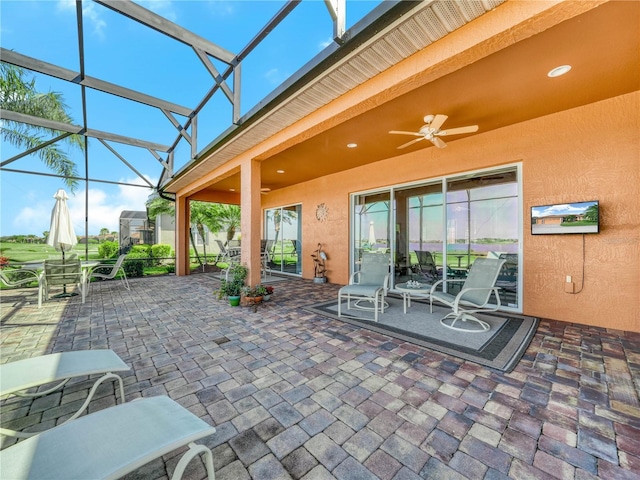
left=389, top=114, right=478, bottom=149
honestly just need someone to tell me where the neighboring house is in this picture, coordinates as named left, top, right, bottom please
left=119, top=211, right=154, bottom=251
left=153, top=212, right=227, bottom=258
left=160, top=1, right=639, bottom=333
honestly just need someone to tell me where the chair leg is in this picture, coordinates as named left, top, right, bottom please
left=171, top=442, right=216, bottom=480
left=120, top=268, right=130, bottom=290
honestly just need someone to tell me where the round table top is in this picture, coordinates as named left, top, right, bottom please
left=395, top=282, right=432, bottom=294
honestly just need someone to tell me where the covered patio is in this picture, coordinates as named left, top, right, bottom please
left=2, top=275, right=638, bottom=479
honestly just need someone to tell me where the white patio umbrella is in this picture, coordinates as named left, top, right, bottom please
left=47, top=189, right=78, bottom=262
left=368, top=221, right=376, bottom=247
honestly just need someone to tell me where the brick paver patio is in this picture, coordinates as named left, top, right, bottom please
left=1, top=274, right=639, bottom=479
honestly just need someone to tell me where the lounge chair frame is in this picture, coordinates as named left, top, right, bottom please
left=0, top=350, right=130, bottom=438
left=0, top=396, right=216, bottom=480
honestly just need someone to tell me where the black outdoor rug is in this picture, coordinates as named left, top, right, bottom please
left=304, top=296, right=538, bottom=372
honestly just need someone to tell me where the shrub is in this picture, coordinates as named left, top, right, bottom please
left=151, top=244, right=173, bottom=265
left=130, top=244, right=152, bottom=256
left=165, top=263, right=175, bottom=274
left=123, top=257, right=144, bottom=277
left=98, top=241, right=119, bottom=259
left=126, top=250, right=152, bottom=268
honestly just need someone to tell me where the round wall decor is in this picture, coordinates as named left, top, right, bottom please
left=316, top=203, right=329, bottom=222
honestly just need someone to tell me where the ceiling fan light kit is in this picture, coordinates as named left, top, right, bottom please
left=389, top=114, right=479, bottom=149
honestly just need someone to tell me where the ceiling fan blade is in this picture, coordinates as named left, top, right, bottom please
left=397, top=137, right=425, bottom=149
left=429, top=114, right=448, bottom=131
left=389, top=130, right=422, bottom=136
left=430, top=136, right=447, bottom=148
left=437, top=125, right=479, bottom=136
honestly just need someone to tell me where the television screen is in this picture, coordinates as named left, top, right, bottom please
left=531, top=200, right=599, bottom=235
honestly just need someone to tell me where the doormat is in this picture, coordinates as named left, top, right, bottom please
left=304, top=296, right=538, bottom=372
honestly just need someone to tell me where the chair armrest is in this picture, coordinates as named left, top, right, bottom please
left=453, top=286, right=501, bottom=309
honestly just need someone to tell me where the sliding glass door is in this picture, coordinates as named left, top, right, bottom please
left=350, top=166, right=521, bottom=310
left=264, top=204, right=302, bottom=275
left=352, top=191, right=391, bottom=273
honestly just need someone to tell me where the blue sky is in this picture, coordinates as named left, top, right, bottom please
left=531, top=201, right=597, bottom=218
left=1, top=0, right=382, bottom=237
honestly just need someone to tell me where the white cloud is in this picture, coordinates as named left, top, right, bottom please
left=138, top=0, right=178, bottom=22
left=319, top=37, right=333, bottom=50
left=265, top=68, right=285, bottom=86
left=13, top=177, right=156, bottom=237
left=205, top=1, right=236, bottom=17
left=57, top=0, right=107, bottom=40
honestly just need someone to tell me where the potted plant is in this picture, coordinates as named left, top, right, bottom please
left=216, top=263, right=248, bottom=306
left=263, top=285, right=274, bottom=301
left=243, top=284, right=268, bottom=304
left=311, top=243, right=328, bottom=283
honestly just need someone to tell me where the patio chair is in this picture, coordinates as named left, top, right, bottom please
left=412, top=250, right=438, bottom=283
left=0, top=395, right=216, bottom=480
left=88, top=254, right=129, bottom=290
left=429, top=257, right=505, bottom=332
left=0, top=349, right=130, bottom=438
left=0, top=268, right=43, bottom=306
left=39, top=258, right=87, bottom=306
left=338, top=251, right=390, bottom=322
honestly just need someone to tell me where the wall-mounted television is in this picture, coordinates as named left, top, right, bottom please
left=531, top=200, right=599, bottom=235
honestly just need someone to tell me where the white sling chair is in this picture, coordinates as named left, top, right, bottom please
left=338, top=252, right=390, bottom=322
left=429, top=257, right=506, bottom=332
left=88, top=254, right=129, bottom=290
left=0, top=396, right=216, bottom=480
left=0, top=350, right=130, bottom=438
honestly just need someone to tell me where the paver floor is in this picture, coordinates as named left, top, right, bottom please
left=1, top=274, right=639, bottom=479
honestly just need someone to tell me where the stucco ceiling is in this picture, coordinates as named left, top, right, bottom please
left=183, top=1, right=639, bottom=197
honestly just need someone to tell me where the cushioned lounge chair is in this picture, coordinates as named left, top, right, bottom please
left=429, top=257, right=505, bottom=332
left=0, top=350, right=130, bottom=438
left=0, top=395, right=216, bottom=480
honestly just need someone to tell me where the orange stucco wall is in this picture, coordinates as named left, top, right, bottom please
left=262, top=91, right=640, bottom=332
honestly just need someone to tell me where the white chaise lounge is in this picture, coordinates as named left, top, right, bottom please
left=0, top=396, right=216, bottom=480
left=0, top=350, right=130, bottom=438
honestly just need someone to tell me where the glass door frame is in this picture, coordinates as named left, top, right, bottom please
left=264, top=203, right=302, bottom=276
left=349, top=163, right=523, bottom=313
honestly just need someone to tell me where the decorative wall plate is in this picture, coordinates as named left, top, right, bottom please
left=316, top=203, right=329, bottom=222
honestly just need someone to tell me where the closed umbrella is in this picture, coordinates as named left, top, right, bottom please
left=47, top=189, right=78, bottom=296
left=368, top=221, right=376, bottom=248
left=47, top=189, right=78, bottom=259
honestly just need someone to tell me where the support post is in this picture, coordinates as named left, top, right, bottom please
left=175, top=195, right=190, bottom=276
left=240, top=158, right=262, bottom=286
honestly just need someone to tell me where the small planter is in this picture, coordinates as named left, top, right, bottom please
left=313, top=276, right=327, bottom=284
left=245, top=295, right=263, bottom=305
left=228, top=295, right=241, bottom=306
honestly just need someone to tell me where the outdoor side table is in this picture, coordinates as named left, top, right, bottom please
left=395, top=282, right=432, bottom=314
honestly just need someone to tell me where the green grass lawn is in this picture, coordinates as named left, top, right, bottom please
left=1, top=242, right=100, bottom=263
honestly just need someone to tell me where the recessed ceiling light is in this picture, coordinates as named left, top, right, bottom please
left=260, top=187, right=271, bottom=192
left=347, top=143, right=358, bottom=148
left=277, top=170, right=285, bottom=174
left=229, top=188, right=235, bottom=192
left=548, top=65, right=571, bottom=78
